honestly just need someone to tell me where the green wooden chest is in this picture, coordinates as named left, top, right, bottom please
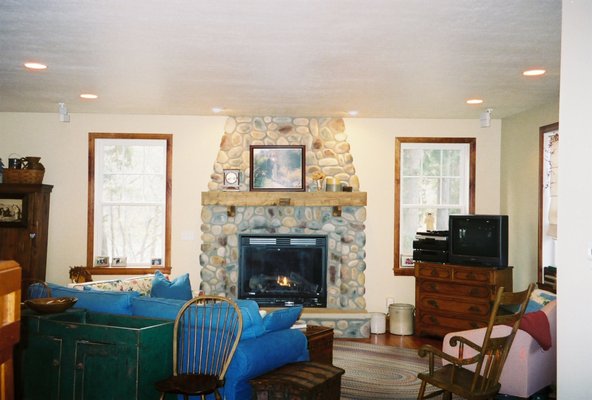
left=16, top=309, right=174, bottom=400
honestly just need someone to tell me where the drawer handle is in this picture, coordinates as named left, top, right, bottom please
left=52, top=359, right=60, bottom=367
left=430, top=269, right=439, bottom=277
left=468, top=306, right=481, bottom=313
left=427, top=299, right=439, bottom=309
left=429, top=283, right=437, bottom=291
left=429, top=315, right=439, bottom=324
left=470, top=321, right=480, bottom=329
left=76, top=362, right=84, bottom=370
left=467, top=273, right=476, bottom=280
left=469, top=288, right=481, bottom=296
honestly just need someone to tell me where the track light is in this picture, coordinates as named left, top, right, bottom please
left=480, top=108, right=492, bottom=128
left=58, top=102, right=70, bottom=123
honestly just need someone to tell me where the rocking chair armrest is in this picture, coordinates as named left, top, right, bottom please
left=448, top=335, right=482, bottom=353
left=418, top=344, right=466, bottom=366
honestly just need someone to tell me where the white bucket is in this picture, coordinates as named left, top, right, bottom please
left=370, top=312, right=386, bottom=334
left=389, top=303, right=414, bottom=335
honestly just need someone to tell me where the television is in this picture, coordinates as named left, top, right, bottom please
left=448, top=214, right=509, bottom=268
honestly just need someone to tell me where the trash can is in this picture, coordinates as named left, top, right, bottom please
left=370, top=312, right=386, bottom=334
left=389, top=303, right=414, bottom=335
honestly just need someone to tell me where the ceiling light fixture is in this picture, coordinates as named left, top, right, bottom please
left=523, top=69, right=546, bottom=77
left=347, top=110, right=359, bottom=116
left=58, top=102, right=70, bottom=123
left=211, top=107, right=224, bottom=113
left=24, top=62, right=47, bottom=70
left=80, top=93, right=98, bottom=99
left=466, top=99, right=484, bottom=105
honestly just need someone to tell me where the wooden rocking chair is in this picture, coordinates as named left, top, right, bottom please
left=155, top=295, right=243, bottom=400
left=417, top=283, right=535, bottom=400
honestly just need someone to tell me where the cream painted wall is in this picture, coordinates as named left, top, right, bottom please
left=1, top=113, right=502, bottom=315
left=346, top=118, right=502, bottom=313
left=1, top=113, right=224, bottom=286
left=500, top=101, right=559, bottom=291
left=556, top=1, right=592, bottom=397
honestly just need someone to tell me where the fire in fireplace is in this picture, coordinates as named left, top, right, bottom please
left=238, top=234, right=327, bottom=307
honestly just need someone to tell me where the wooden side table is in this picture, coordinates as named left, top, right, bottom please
left=302, top=325, right=334, bottom=365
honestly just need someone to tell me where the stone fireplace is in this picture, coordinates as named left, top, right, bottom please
left=199, top=117, right=370, bottom=337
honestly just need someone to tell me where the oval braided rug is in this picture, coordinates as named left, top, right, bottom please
left=333, top=340, right=441, bottom=400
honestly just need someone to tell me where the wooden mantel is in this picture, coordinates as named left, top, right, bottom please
left=201, top=191, right=367, bottom=207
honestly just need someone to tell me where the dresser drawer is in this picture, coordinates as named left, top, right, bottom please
left=418, top=295, right=491, bottom=316
left=416, top=264, right=451, bottom=280
left=418, top=280, right=491, bottom=299
left=417, top=312, right=485, bottom=333
left=453, top=268, right=493, bottom=283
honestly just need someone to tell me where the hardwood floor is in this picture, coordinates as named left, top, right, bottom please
left=338, top=332, right=442, bottom=350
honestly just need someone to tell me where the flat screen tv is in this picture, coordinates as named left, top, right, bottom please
left=448, top=214, right=508, bottom=267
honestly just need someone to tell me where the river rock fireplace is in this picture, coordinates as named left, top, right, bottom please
left=200, top=117, right=370, bottom=337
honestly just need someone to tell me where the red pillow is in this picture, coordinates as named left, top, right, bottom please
left=519, top=310, right=552, bottom=350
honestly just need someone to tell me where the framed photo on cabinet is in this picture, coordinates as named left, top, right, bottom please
left=0, top=193, right=27, bottom=227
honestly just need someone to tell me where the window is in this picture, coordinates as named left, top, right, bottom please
left=87, top=133, right=172, bottom=274
left=394, top=137, right=475, bottom=275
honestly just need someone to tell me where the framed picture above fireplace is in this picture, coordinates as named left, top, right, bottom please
left=249, top=145, right=305, bottom=192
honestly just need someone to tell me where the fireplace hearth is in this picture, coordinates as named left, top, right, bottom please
left=238, top=234, right=327, bottom=307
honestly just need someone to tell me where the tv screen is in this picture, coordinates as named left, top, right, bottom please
left=448, top=215, right=508, bottom=267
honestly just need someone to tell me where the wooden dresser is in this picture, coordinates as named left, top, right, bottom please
left=415, top=262, right=513, bottom=337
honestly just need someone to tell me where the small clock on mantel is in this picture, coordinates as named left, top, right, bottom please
left=222, top=169, right=241, bottom=191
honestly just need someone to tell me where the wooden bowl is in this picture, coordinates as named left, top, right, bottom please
left=25, top=297, right=78, bottom=314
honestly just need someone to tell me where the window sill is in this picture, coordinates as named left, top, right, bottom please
left=89, top=266, right=172, bottom=276
left=394, top=266, right=415, bottom=276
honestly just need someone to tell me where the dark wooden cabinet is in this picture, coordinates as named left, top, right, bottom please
left=303, top=325, right=334, bottom=365
left=414, top=262, right=513, bottom=337
left=0, top=184, right=52, bottom=286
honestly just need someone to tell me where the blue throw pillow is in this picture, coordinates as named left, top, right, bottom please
left=150, top=270, right=192, bottom=300
left=47, top=283, right=139, bottom=315
left=235, top=300, right=265, bottom=339
left=263, top=305, right=303, bottom=332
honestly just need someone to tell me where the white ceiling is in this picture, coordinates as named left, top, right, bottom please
left=0, top=0, right=561, bottom=119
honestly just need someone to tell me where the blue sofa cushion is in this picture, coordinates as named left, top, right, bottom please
left=150, top=270, right=192, bottom=300
left=224, top=328, right=309, bottom=400
left=131, top=297, right=265, bottom=340
left=132, top=296, right=186, bottom=319
left=263, top=305, right=302, bottom=332
left=47, top=283, right=139, bottom=315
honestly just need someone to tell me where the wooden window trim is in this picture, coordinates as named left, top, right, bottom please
left=394, top=137, right=476, bottom=276
left=87, top=132, right=172, bottom=275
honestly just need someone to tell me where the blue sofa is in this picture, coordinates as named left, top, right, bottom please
left=47, top=283, right=309, bottom=400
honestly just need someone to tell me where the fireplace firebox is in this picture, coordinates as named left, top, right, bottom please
left=238, top=234, right=327, bottom=307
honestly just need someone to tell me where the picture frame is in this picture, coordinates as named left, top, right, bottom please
left=94, top=256, right=110, bottom=267
left=151, top=257, right=163, bottom=266
left=401, top=255, right=415, bottom=268
left=112, top=257, right=127, bottom=267
left=249, top=145, right=305, bottom=192
left=0, top=193, right=28, bottom=227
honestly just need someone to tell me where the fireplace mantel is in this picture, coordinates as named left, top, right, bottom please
left=201, top=191, right=367, bottom=207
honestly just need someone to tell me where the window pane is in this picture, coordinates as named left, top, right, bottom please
left=421, top=177, right=440, bottom=204
left=402, top=149, right=422, bottom=176
left=422, top=149, right=441, bottom=176
left=442, top=150, right=461, bottom=176
left=101, top=205, right=164, bottom=264
left=401, top=207, right=423, bottom=255
left=441, top=177, right=460, bottom=205
left=402, top=177, right=422, bottom=204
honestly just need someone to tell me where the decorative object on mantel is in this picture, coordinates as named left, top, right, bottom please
left=311, top=171, right=326, bottom=192
left=3, top=155, right=45, bottom=184
left=249, top=145, right=305, bottom=192
left=222, top=169, right=241, bottom=191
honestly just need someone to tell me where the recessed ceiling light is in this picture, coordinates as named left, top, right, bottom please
left=211, top=107, right=224, bottom=113
left=24, top=62, right=47, bottom=70
left=523, top=69, right=546, bottom=77
left=347, top=110, right=359, bottom=116
left=466, top=99, right=484, bottom=105
left=80, top=93, right=98, bottom=99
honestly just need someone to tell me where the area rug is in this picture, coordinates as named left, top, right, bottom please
left=333, top=340, right=439, bottom=400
